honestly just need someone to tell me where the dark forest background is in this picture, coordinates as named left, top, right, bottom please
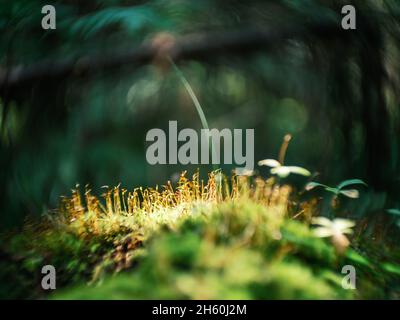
left=1, top=0, right=400, bottom=229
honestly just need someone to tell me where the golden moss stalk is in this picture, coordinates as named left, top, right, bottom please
left=57, top=170, right=292, bottom=239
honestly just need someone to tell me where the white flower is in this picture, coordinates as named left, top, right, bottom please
left=258, top=159, right=311, bottom=178
left=312, top=217, right=355, bottom=253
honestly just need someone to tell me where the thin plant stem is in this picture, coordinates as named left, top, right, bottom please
left=279, top=134, right=292, bottom=165
left=168, top=57, right=218, bottom=171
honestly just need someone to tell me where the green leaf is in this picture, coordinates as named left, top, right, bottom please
left=339, top=189, right=359, bottom=199
left=345, top=249, right=372, bottom=268
left=337, top=179, right=367, bottom=190
left=305, top=182, right=327, bottom=191
left=67, top=6, right=163, bottom=38
left=387, top=209, right=400, bottom=216
left=324, top=186, right=339, bottom=194
left=381, top=263, right=400, bottom=276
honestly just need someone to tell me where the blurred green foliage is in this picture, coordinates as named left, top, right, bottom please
left=1, top=0, right=400, bottom=300
left=0, top=175, right=399, bottom=299
left=1, top=0, right=400, bottom=228
left=49, top=200, right=399, bottom=299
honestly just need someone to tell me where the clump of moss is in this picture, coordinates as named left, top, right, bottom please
left=52, top=199, right=351, bottom=299
left=1, top=171, right=399, bottom=299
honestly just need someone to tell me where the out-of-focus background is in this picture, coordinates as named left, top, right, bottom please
left=1, top=0, right=400, bottom=228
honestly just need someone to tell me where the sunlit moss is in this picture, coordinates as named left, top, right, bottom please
left=1, top=170, right=399, bottom=299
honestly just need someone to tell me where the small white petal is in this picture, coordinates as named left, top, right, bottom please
left=333, top=218, right=355, bottom=231
left=341, top=228, right=354, bottom=235
left=258, top=159, right=281, bottom=167
left=312, top=217, right=333, bottom=227
left=287, top=166, right=311, bottom=177
left=271, top=166, right=291, bottom=178
left=314, top=227, right=334, bottom=238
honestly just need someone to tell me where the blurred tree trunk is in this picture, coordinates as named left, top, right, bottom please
left=358, top=8, right=392, bottom=190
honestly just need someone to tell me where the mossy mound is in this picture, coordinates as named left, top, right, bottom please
left=1, top=173, right=399, bottom=299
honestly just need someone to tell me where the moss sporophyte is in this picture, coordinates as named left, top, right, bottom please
left=3, top=168, right=400, bottom=299
left=57, top=170, right=355, bottom=257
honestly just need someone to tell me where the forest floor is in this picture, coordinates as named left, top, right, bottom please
left=1, top=171, right=400, bottom=299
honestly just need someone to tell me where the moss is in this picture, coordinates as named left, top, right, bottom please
left=1, top=172, right=399, bottom=299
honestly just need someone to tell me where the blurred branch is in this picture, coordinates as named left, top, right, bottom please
left=0, top=21, right=343, bottom=90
